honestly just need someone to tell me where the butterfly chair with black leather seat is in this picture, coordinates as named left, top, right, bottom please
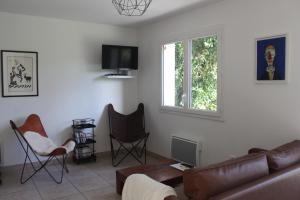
left=108, top=103, right=150, bottom=167
left=10, top=114, right=75, bottom=184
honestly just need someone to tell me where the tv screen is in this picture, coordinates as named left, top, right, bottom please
left=102, top=45, right=138, bottom=70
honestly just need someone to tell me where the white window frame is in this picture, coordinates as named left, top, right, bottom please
left=160, top=27, right=223, bottom=121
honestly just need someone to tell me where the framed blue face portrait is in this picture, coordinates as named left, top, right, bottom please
left=256, top=35, right=287, bottom=82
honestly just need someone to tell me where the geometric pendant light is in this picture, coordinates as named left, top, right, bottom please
left=112, top=0, right=152, bottom=16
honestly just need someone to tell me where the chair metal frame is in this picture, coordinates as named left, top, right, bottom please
left=110, top=132, right=150, bottom=167
left=10, top=114, right=72, bottom=184
left=108, top=103, right=150, bottom=167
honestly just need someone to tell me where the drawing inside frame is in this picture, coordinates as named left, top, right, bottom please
left=256, top=35, right=287, bottom=81
left=1, top=50, right=38, bottom=97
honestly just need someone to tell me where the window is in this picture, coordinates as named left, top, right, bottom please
left=162, top=32, right=221, bottom=118
left=162, top=41, right=184, bottom=108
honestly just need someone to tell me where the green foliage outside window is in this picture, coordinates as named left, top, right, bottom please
left=175, top=36, right=218, bottom=111
left=175, top=42, right=184, bottom=107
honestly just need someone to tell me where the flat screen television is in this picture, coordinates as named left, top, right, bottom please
left=102, top=45, right=138, bottom=70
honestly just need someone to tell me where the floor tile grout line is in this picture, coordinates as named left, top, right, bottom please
left=64, top=170, right=89, bottom=200
left=65, top=168, right=116, bottom=199
left=32, top=178, right=46, bottom=200
left=32, top=164, right=84, bottom=200
left=0, top=180, right=33, bottom=198
left=1, top=155, right=162, bottom=200
left=67, top=161, right=121, bottom=199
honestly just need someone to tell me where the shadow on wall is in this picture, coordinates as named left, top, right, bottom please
left=1, top=116, right=27, bottom=166
left=95, top=105, right=110, bottom=153
left=0, top=125, right=13, bottom=167
left=59, top=126, right=73, bottom=144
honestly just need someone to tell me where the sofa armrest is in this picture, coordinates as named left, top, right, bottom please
left=209, top=162, right=300, bottom=200
left=248, top=148, right=268, bottom=154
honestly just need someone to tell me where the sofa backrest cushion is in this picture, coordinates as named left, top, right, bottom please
left=183, top=153, right=269, bottom=200
left=267, top=140, right=300, bottom=172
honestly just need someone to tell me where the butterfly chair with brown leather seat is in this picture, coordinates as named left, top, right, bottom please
left=10, top=114, right=75, bottom=184
left=108, top=103, right=150, bottom=167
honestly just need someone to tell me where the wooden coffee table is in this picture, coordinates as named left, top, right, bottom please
left=116, top=160, right=183, bottom=195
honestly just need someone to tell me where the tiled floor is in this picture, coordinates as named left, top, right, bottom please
left=0, top=154, right=187, bottom=200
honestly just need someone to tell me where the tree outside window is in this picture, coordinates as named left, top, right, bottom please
left=162, top=34, right=220, bottom=115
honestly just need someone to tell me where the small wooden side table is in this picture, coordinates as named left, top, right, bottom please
left=116, top=160, right=183, bottom=195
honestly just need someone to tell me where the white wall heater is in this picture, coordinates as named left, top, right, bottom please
left=171, top=136, right=202, bottom=167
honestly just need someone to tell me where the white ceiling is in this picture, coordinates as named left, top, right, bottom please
left=0, top=0, right=222, bottom=27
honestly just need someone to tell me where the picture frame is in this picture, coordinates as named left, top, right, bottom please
left=256, top=34, right=287, bottom=83
left=1, top=50, right=38, bottom=97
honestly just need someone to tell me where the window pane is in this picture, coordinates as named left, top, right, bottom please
left=191, top=36, right=218, bottom=111
left=163, top=41, right=184, bottom=107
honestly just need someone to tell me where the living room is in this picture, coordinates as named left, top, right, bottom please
left=0, top=0, right=299, bottom=199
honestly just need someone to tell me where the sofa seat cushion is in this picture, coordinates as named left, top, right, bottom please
left=267, top=140, right=300, bottom=172
left=183, top=153, right=269, bottom=200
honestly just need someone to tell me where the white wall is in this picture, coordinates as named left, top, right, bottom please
left=0, top=12, right=138, bottom=166
left=137, top=0, right=300, bottom=165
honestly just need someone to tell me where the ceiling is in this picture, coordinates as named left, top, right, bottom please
left=0, top=0, right=222, bottom=27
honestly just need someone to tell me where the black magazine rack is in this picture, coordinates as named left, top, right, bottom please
left=72, top=118, right=96, bottom=163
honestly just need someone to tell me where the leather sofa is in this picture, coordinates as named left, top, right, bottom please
left=183, top=140, right=300, bottom=200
